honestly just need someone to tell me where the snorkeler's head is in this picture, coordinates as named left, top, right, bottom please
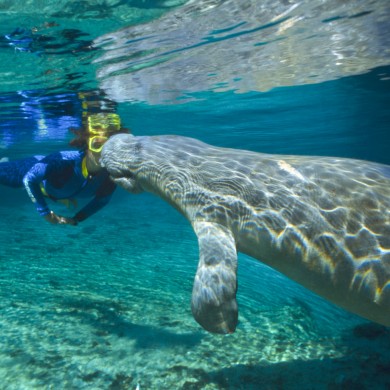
left=87, top=113, right=121, bottom=135
left=87, top=113, right=123, bottom=153
left=69, top=112, right=129, bottom=151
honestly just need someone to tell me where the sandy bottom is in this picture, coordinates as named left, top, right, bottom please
left=0, top=190, right=389, bottom=389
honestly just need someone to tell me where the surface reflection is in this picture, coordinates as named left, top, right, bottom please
left=93, top=0, right=390, bottom=104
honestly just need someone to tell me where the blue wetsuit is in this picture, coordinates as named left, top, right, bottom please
left=0, top=150, right=115, bottom=222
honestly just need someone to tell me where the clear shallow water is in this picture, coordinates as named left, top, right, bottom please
left=0, top=1, right=389, bottom=389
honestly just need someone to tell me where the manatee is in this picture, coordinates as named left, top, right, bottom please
left=101, top=134, right=390, bottom=334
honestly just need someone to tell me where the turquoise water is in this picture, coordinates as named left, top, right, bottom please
left=0, top=1, right=390, bottom=389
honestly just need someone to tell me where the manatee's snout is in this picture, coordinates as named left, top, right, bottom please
left=101, top=134, right=127, bottom=175
left=101, top=134, right=142, bottom=193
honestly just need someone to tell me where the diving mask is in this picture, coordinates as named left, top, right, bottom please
left=88, top=113, right=121, bottom=135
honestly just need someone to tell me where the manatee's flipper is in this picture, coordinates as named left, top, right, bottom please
left=191, top=221, right=238, bottom=334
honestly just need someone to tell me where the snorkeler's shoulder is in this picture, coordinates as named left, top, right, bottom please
left=42, top=150, right=83, bottom=161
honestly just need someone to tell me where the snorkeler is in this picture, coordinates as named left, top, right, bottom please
left=0, top=113, right=128, bottom=225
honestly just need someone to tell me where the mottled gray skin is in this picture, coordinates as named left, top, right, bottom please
left=101, top=134, right=390, bottom=334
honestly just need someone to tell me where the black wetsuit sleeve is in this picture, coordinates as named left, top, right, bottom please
left=73, top=176, right=116, bottom=222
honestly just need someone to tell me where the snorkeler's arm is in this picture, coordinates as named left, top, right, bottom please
left=23, top=152, right=78, bottom=225
left=73, top=176, right=116, bottom=222
left=23, top=161, right=51, bottom=216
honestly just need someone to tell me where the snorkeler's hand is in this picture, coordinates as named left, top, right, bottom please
left=44, top=211, right=78, bottom=226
